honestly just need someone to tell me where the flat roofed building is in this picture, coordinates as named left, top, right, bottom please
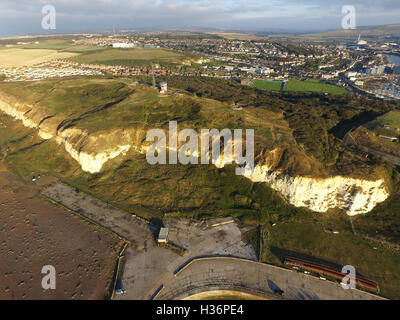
left=158, top=227, right=169, bottom=244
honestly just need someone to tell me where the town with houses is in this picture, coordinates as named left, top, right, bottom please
left=1, top=33, right=400, bottom=100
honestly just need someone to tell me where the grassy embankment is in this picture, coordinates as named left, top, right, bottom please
left=0, top=78, right=302, bottom=225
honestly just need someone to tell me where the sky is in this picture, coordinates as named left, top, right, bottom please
left=0, top=0, right=399, bottom=37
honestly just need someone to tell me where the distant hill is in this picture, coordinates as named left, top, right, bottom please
left=299, top=24, right=400, bottom=40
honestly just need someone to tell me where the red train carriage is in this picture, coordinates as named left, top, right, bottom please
left=284, top=257, right=378, bottom=292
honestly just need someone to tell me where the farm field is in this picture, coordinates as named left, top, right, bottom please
left=252, top=79, right=348, bottom=95
left=0, top=38, right=187, bottom=68
left=0, top=38, right=102, bottom=52
left=0, top=48, right=78, bottom=67
left=19, top=39, right=78, bottom=51
left=69, top=48, right=187, bottom=66
left=17, top=39, right=110, bottom=53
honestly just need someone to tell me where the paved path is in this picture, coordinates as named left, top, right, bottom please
left=117, top=218, right=257, bottom=300
left=156, top=257, right=383, bottom=300
left=42, top=184, right=154, bottom=245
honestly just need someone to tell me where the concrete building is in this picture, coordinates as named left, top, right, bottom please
left=158, top=227, right=169, bottom=244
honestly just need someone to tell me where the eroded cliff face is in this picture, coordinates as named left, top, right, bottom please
left=213, top=150, right=389, bottom=216
left=0, top=95, right=137, bottom=174
left=243, top=164, right=388, bottom=216
left=0, top=96, right=390, bottom=215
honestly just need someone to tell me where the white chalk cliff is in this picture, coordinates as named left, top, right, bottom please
left=0, top=98, right=389, bottom=215
left=0, top=98, right=134, bottom=174
left=243, top=164, right=388, bottom=216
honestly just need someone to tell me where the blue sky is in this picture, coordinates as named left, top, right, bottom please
left=0, top=0, right=399, bottom=37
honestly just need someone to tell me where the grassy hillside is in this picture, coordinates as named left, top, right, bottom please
left=0, top=76, right=397, bottom=219
left=364, top=111, right=400, bottom=134
left=159, top=76, right=395, bottom=170
left=0, top=98, right=305, bottom=224
left=1, top=76, right=388, bottom=177
left=1, top=76, right=400, bottom=299
left=0, top=78, right=291, bottom=151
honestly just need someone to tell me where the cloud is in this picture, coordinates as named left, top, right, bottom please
left=0, top=0, right=399, bottom=37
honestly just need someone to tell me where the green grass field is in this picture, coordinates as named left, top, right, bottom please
left=252, top=79, right=348, bottom=95
left=285, top=79, right=348, bottom=94
left=69, top=48, right=187, bottom=66
left=251, top=80, right=282, bottom=91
